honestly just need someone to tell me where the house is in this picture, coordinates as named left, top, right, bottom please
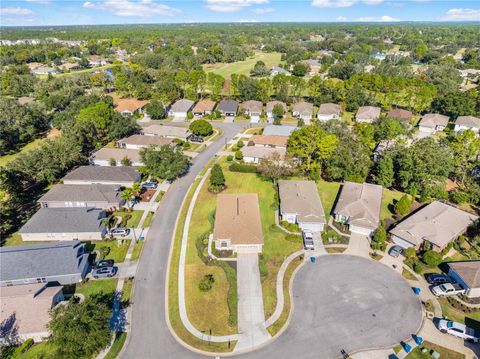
left=418, top=113, right=449, bottom=136
left=192, top=100, right=216, bottom=117
left=373, top=140, right=395, bottom=161
left=117, top=134, right=173, bottom=150
left=62, top=166, right=140, bottom=187
left=317, top=103, right=342, bottom=121
left=89, top=148, right=143, bottom=167
left=270, top=66, right=291, bottom=76
left=217, top=99, right=239, bottom=118
left=31, top=66, right=60, bottom=76
left=302, top=59, right=321, bottom=74
left=248, top=135, right=288, bottom=149
left=389, top=201, right=478, bottom=250
left=241, top=146, right=286, bottom=164
left=454, top=116, right=480, bottom=134
left=0, top=284, right=64, bottom=343
left=292, top=101, right=314, bottom=124
left=387, top=108, right=413, bottom=122
left=60, top=62, right=81, bottom=71
left=0, top=241, right=90, bottom=287
left=266, top=101, right=288, bottom=123
left=278, top=180, right=326, bottom=232
left=241, top=100, right=263, bottom=123
left=141, top=124, right=190, bottom=140
left=88, top=55, right=107, bottom=67
left=113, top=97, right=149, bottom=116
left=448, top=262, right=480, bottom=298
left=355, top=106, right=381, bottom=123
left=333, top=181, right=383, bottom=236
left=168, top=99, right=195, bottom=120
left=213, top=194, right=264, bottom=253
left=263, top=125, right=297, bottom=137
left=38, top=184, right=123, bottom=210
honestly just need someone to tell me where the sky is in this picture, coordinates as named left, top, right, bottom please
left=0, top=0, right=479, bottom=26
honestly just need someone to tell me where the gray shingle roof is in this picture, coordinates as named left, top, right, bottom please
left=117, top=134, right=173, bottom=147
left=0, top=241, right=88, bottom=282
left=62, top=166, right=140, bottom=183
left=356, top=106, right=381, bottom=121
left=263, top=125, right=297, bottom=137
left=217, top=99, right=239, bottom=113
left=39, top=184, right=121, bottom=204
left=420, top=113, right=449, bottom=128
left=456, top=116, right=480, bottom=128
left=19, top=208, right=106, bottom=234
left=279, top=180, right=326, bottom=224
left=170, top=99, right=195, bottom=113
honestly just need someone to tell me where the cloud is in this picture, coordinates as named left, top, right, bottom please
left=336, top=16, right=347, bottom=21
left=355, top=15, right=399, bottom=22
left=82, top=0, right=181, bottom=17
left=252, top=7, right=274, bottom=14
left=311, top=0, right=383, bottom=8
left=2, top=17, right=35, bottom=24
left=25, top=0, right=52, bottom=4
left=0, top=7, right=34, bottom=15
left=237, top=18, right=259, bottom=22
left=441, top=8, right=480, bottom=21
left=205, top=0, right=269, bottom=13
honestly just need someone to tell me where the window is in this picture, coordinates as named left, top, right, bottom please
left=221, top=241, right=228, bottom=248
left=36, top=278, right=42, bottom=283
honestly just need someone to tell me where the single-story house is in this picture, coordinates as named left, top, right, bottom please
left=89, top=148, right=143, bottom=167
left=355, top=106, right=381, bottom=123
left=141, top=124, right=190, bottom=140
left=113, top=98, right=149, bottom=116
left=387, top=108, right=413, bottom=122
left=62, top=166, right=140, bottom=187
left=217, top=99, right=239, bottom=118
left=418, top=113, right=449, bottom=136
left=270, top=66, right=291, bottom=76
left=278, top=180, right=326, bottom=232
left=454, top=115, right=480, bottom=134
left=248, top=135, right=288, bottom=149
left=389, top=201, right=478, bottom=250
left=213, top=193, right=264, bottom=253
left=292, top=101, right=313, bottom=124
left=448, top=262, right=480, bottom=298
left=168, top=99, right=195, bottom=120
left=0, top=241, right=90, bottom=287
left=32, top=66, right=60, bottom=76
left=333, top=181, right=383, bottom=236
left=317, top=103, right=342, bottom=121
left=373, top=140, right=395, bottom=161
left=263, top=125, right=296, bottom=137
left=192, top=100, right=216, bottom=117
left=60, top=62, right=82, bottom=71
left=266, top=101, right=288, bottom=123
left=302, top=59, right=321, bottom=74
left=0, top=284, right=64, bottom=343
left=38, top=184, right=123, bottom=210
left=241, top=146, right=286, bottom=164
left=117, top=134, right=173, bottom=150
left=241, top=100, right=263, bottom=123
left=88, top=55, right=107, bottom=67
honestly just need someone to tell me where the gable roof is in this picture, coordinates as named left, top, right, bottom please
left=387, top=108, right=413, bottom=121
left=249, top=135, right=288, bottom=147
left=213, top=193, right=264, bottom=245
left=141, top=124, right=189, bottom=139
left=270, top=67, right=291, bottom=75
left=456, top=115, right=480, bottom=128
left=241, top=100, right=263, bottom=113
left=356, top=106, right=381, bottom=120
left=114, top=98, right=149, bottom=113
left=90, top=148, right=142, bottom=162
left=266, top=101, right=287, bottom=113
left=170, top=99, right=195, bottom=113
left=302, top=59, right=321, bottom=67
left=278, top=180, right=326, bottom=224
left=241, top=146, right=286, bottom=160
left=62, top=166, right=140, bottom=183
left=192, top=100, right=216, bottom=113
left=263, top=125, right=296, bottom=137
left=318, top=103, right=342, bottom=116
left=292, top=101, right=313, bottom=114
left=334, top=182, right=383, bottom=229
left=117, top=134, right=173, bottom=147
left=449, top=261, right=480, bottom=288
left=217, top=99, right=239, bottom=113
left=39, top=184, right=120, bottom=204
left=420, top=113, right=449, bottom=128
left=389, top=201, right=478, bottom=248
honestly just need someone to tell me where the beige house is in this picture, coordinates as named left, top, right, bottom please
left=448, top=262, right=480, bottom=298
left=278, top=180, right=326, bottom=232
left=113, top=97, right=149, bottom=116
left=141, top=124, right=190, bottom=140
left=192, top=100, right=216, bottom=117
left=317, top=103, right=342, bottom=121
left=333, top=182, right=383, bottom=236
left=355, top=106, right=381, bottom=123
left=213, top=194, right=264, bottom=253
left=0, top=284, right=64, bottom=343
left=117, top=134, right=173, bottom=150
left=241, top=100, right=263, bottom=123
left=454, top=115, right=480, bottom=134
left=89, top=148, right=143, bottom=167
left=241, top=146, right=286, bottom=164
left=266, top=101, right=288, bottom=123
left=248, top=135, right=288, bottom=149
left=419, top=113, right=449, bottom=136
left=292, top=102, right=314, bottom=124
left=389, top=201, right=478, bottom=250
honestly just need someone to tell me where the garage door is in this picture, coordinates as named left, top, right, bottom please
left=392, top=235, right=415, bottom=249
left=300, top=222, right=324, bottom=233
left=236, top=245, right=262, bottom=254
left=349, top=225, right=373, bottom=236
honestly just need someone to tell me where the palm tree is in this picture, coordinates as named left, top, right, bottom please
left=132, top=182, right=142, bottom=197
left=121, top=188, right=133, bottom=211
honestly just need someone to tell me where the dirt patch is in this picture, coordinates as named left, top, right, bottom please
left=140, top=189, right=156, bottom=202
left=446, top=178, right=459, bottom=192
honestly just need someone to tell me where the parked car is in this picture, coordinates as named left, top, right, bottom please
left=431, top=282, right=466, bottom=297
left=438, top=320, right=479, bottom=343
left=92, top=266, right=117, bottom=279
left=388, top=245, right=404, bottom=258
left=142, top=181, right=157, bottom=190
left=427, top=274, right=452, bottom=286
left=110, top=228, right=130, bottom=237
left=302, top=230, right=314, bottom=250
left=95, top=259, right=114, bottom=269
left=188, top=135, right=204, bottom=143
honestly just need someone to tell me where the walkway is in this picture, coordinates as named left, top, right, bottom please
left=235, top=253, right=271, bottom=352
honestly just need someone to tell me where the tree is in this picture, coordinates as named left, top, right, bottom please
left=144, top=100, right=166, bottom=120
left=209, top=164, right=226, bottom=191
left=140, top=145, right=189, bottom=181
left=258, top=152, right=296, bottom=184
left=422, top=250, right=443, bottom=267
left=189, top=119, right=213, bottom=137
left=354, top=122, right=375, bottom=150
left=121, top=188, right=133, bottom=211
left=374, top=118, right=405, bottom=142
left=375, top=155, right=394, bottom=188
left=371, top=222, right=387, bottom=251
left=235, top=150, right=243, bottom=161
left=328, top=61, right=356, bottom=80
left=272, top=104, right=285, bottom=121
left=109, top=158, right=117, bottom=166
left=449, top=129, right=480, bottom=185
left=292, top=63, right=308, bottom=77
left=120, top=156, right=131, bottom=166
left=394, top=194, right=412, bottom=216
left=48, top=296, right=111, bottom=359
left=250, top=61, right=269, bottom=77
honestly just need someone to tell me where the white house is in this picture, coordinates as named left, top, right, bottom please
left=89, top=148, right=143, bottom=167
left=317, top=103, right=342, bottom=121
left=418, top=113, right=449, bottom=136
left=168, top=99, right=195, bottom=120
left=454, top=115, right=480, bottom=134
left=448, top=262, right=480, bottom=298
left=241, top=100, right=263, bottom=123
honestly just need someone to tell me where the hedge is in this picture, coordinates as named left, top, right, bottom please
left=228, top=162, right=258, bottom=173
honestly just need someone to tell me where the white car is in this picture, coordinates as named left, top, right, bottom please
left=438, top=320, right=479, bottom=343
left=431, top=282, right=466, bottom=297
left=302, top=230, right=314, bottom=250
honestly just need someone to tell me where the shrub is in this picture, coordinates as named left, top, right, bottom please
left=422, top=250, right=443, bottom=267
left=449, top=191, right=470, bottom=205
left=237, top=140, right=245, bottom=148
left=198, top=274, right=215, bottom=292
left=187, top=111, right=194, bottom=120
left=394, top=194, right=411, bottom=216
left=235, top=150, right=243, bottom=161
left=189, top=119, right=212, bottom=136
left=209, top=164, right=225, bottom=188
left=413, top=261, right=423, bottom=274
left=405, top=247, right=417, bottom=259
left=228, top=162, right=258, bottom=173
left=99, top=246, right=110, bottom=260
left=226, top=155, right=233, bottom=161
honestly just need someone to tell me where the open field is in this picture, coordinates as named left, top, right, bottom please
left=203, top=52, right=282, bottom=78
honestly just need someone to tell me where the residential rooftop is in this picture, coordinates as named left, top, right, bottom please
left=113, top=97, right=149, bottom=113
left=278, top=180, right=326, bottom=224
left=241, top=146, right=286, bottom=160
left=141, top=124, right=189, bottom=139
left=192, top=99, right=216, bottom=113
left=387, top=108, right=413, bottom=121
left=241, top=100, right=263, bottom=113
left=266, top=101, right=287, bottom=113
left=456, top=115, right=480, bottom=128
left=118, top=134, right=173, bottom=147
left=318, top=103, right=342, bottom=116
left=39, top=183, right=120, bottom=204
left=170, top=99, right=195, bottom=112
left=419, top=113, right=449, bottom=128
left=448, top=261, right=480, bottom=288
left=90, top=147, right=142, bottom=162
left=62, top=166, right=140, bottom=183
left=249, top=135, right=288, bottom=148
left=356, top=106, right=381, bottom=120
left=263, top=125, right=296, bottom=137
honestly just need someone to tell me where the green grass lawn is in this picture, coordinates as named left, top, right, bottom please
left=113, top=210, right=144, bottom=228
left=104, top=332, right=127, bottom=359
left=0, top=137, right=47, bottom=167
left=316, top=180, right=341, bottom=221
left=131, top=240, right=144, bottom=261
left=438, top=297, right=480, bottom=330
left=121, top=278, right=134, bottom=303
left=203, top=52, right=282, bottom=78
left=86, top=240, right=130, bottom=263
left=2, top=233, right=48, bottom=246
left=75, top=278, right=118, bottom=298
left=405, top=341, right=465, bottom=359
left=142, top=211, right=155, bottom=228
left=17, top=342, right=56, bottom=359
left=381, top=188, right=405, bottom=220
left=402, top=267, right=418, bottom=281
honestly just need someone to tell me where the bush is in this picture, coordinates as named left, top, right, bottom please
left=187, top=111, right=194, bottom=120
left=99, top=246, right=110, bottom=259
left=198, top=274, right=215, bottom=292
left=229, top=162, right=258, bottom=173
left=235, top=150, right=243, bottom=161
left=15, top=338, right=34, bottom=355
left=405, top=247, right=417, bottom=259
left=226, top=155, right=233, bottom=161
left=413, top=261, right=423, bottom=274
left=449, top=191, right=470, bottom=205
left=237, top=140, right=245, bottom=148
left=394, top=194, right=411, bottom=216
left=189, top=119, right=212, bottom=136
left=422, top=250, right=443, bottom=267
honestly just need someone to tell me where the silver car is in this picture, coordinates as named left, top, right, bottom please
left=110, top=228, right=130, bottom=237
left=92, top=266, right=117, bottom=279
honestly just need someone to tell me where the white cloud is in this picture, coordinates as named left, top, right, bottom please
left=205, top=0, right=269, bottom=13
left=2, top=17, right=35, bottom=24
left=252, top=7, right=274, bottom=14
left=237, top=18, right=259, bottom=22
left=311, top=0, right=383, bottom=7
left=336, top=16, right=347, bottom=21
left=441, top=8, right=480, bottom=21
left=0, top=7, right=34, bottom=15
left=82, top=0, right=181, bottom=17
left=355, top=15, right=399, bottom=22
left=25, top=0, right=52, bottom=4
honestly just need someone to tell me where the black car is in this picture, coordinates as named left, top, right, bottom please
left=95, top=259, right=114, bottom=268
left=427, top=273, right=451, bottom=285
left=188, top=135, right=204, bottom=143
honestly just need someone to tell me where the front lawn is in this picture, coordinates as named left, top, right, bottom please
left=113, top=210, right=144, bottom=228
left=17, top=342, right=56, bottom=359
left=381, top=188, right=404, bottom=221
left=2, top=232, right=47, bottom=246
left=142, top=211, right=155, bottom=228
left=316, top=180, right=341, bottom=221
left=405, top=340, right=465, bottom=359
left=131, top=240, right=144, bottom=261
left=75, top=278, right=118, bottom=298
left=86, top=240, right=130, bottom=263
left=438, top=297, right=480, bottom=331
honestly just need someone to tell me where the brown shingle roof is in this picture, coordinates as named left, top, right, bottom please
left=387, top=109, right=413, bottom=121
left=90, top=148, right=142, bottom=162
left=213, top=194, right=264, bottom=245
left=118, top=134, right=173, bottom=147
left=449, top=261, right=480, bottom=288
left=292, top=101, right=313, bottom=113
left=456, top=116, right=480, bottom=128
left=241, top=146, right=286, bottom=160
left=249, top=135, right=288, bottom=147
left=356, top=106, right=381, bottom=121
left=266, top=101, right=287, bottom=112
left=192, top=100, right=216, bottom=113
left=318, top=103, right=342, bottom=116
left=114, top=97, right=149, bottom=113
left=241, top=100, right=263, bottom=113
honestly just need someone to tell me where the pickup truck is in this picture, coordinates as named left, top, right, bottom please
left=302, top=230, right=314, bottom=250
left=431, top=282, right=466, bottom=297
left=438, top=320, right=479, bottom=343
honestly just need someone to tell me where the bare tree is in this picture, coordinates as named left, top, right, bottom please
left=258, top=152, right=297, bottom=184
